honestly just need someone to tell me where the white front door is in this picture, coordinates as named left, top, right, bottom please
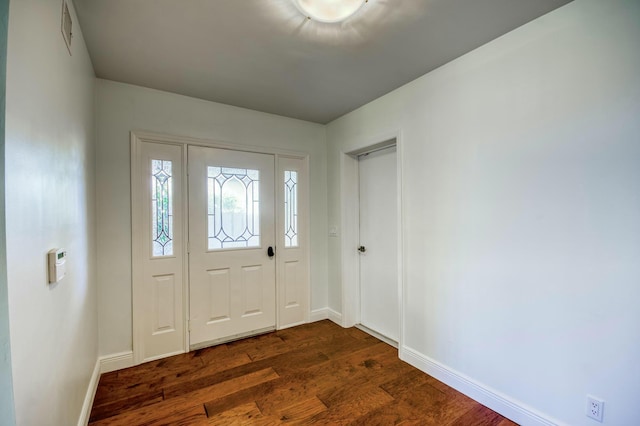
left=358, top=145, right=399, bottom=342
left=188, top=146, right=276, bottom=348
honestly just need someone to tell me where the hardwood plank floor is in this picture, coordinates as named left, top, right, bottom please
left=90, top=320, right=518, bottom=425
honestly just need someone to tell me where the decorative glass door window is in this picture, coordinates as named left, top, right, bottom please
left=207, top=167, right=260, bottom=250
left=284, top=170, right=298, bottom=247
left=151, top=159, right=174, bottom=257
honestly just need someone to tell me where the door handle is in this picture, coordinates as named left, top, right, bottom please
left=358, top=246, right=366, bottom=253
left=267, top=246, right=275, bottom=257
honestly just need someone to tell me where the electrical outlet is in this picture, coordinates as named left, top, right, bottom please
left=586, top=395, right=604, bottom=422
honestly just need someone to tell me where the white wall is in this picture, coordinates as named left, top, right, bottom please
left=5, top=0, right=98, bottom=425
left=326, top=0, right=640, bottom=425
left=96, top=79, right=328, bottom=356
left=0, top=0, right=15, bottom=422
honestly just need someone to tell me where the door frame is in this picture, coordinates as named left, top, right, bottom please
left=131, top=131, right=311, bottom=364
left=339, top=131, right=405, bottom=349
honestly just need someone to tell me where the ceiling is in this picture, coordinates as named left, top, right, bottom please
left=74, top=0, right=573, bottom=124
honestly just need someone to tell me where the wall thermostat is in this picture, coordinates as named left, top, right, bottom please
left=48, top=249, right=67, bottom=284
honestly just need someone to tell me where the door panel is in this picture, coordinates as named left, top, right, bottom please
left=241, top=265, right=264, bottom=315
left=206, top=268, right=231, bottom=322
left=188, top=146, right=276, bottom=347
left=284, top=261, right=300, bottom=307
left=152, top=274, right=176, bottom=334
left=277, top=157, right=309, bottom=328
left=134, top=141, right=185, bottom=363
left=359, top=146, right=399, bottom=342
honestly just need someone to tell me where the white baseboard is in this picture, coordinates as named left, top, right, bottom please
left=327, top=308, right=342, bottom=326
left=310, top=308, right=343, bottom=326
left=310, top=308, right=328, bottom=322
left=99, top=351, right=134, bottom=374
left=77, top=358, right=100, bottom=426
left=399, top=346, right=563, bottom=426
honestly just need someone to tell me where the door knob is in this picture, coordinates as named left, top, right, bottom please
left=267, top=246, right=275, bottom=257
left=358, top=246, right=366, bottom=253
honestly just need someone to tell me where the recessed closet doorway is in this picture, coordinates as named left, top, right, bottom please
left=340, top=136, right=403, bottom=349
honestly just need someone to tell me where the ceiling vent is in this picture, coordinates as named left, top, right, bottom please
left=61, top=0, right=72, bottom=55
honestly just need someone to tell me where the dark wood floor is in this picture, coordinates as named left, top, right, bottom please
left=90, top=320, right=518, bottom=425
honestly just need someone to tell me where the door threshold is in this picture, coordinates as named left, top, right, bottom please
left=190, top=326, right=276, bottom=351
left=355, top=324, right=398, bottom=348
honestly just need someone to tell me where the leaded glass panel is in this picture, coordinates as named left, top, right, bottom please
left=151, top=159, right=173, bottom=257
left=284, top=170, right=298, bottom=247
left=207, top=166, right=260, bottom=250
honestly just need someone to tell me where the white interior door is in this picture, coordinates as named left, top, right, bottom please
left=188, top=146, right=276, bottom=348
left=358, top=145, right=399, bottom=342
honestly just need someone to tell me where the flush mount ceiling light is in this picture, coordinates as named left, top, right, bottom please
left=293, top=0, right=367, bottom=23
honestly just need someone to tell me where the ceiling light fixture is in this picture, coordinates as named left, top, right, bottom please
left=293, top=0, right=367, bottom=23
